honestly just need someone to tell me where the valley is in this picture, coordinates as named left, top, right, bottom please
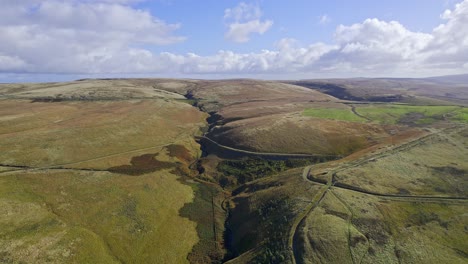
left=0, top=77, right=467, bottom=263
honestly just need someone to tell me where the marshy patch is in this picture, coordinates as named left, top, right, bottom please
left=108, top=153, right=174, bottom=176
left=179, top=182, right=224, bottom=264
left=351, top=218, right=389, bottom=246
left=431, top=166, right=467, bottom=177
left=453, top=248, right=468, bottom=258
left=397, top=188, right=411, bottom=195
left=120, top=197, right=146, bottom=234
left=30, top=97, right=65, bottom=103
left=408, top=211, right=449, bottom=229
left=398, top=112, right=426, bottom=125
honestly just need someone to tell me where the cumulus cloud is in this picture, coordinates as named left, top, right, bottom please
left=328, top=18, right=433, bottom=72
left=225, top=20, right=273, bottom=43
left=224, top=2, right=273, bottom=43
left=217, top=0, right=467, bottom=76
left=424, top=0, right=468, bottom=66
left=0, top=0, right=467, bottom=78
left=0, top=0, right=185, bottom=73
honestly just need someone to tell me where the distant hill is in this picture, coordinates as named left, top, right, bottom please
left=287, top=75, right=468, bottom=105
left=425, top=74, right=468, bottom=84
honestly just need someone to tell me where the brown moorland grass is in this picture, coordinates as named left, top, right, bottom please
left=0, top=99, right=205, bottom=167
left=189, top=80, right=336, bottom=111
left=2, top=78, right=466, bottom=264
left=0, top=79, right=192, bottom=100
left=0, top=94, right=209, bottom=263
left=208, top=112, right=388, bottom=156
left=181, top=80, right=400, bottom=157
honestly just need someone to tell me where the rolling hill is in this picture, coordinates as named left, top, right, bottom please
left=0, top=77, right=466, bottom=263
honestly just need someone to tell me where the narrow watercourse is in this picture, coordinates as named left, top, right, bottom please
left=182, top=89, right=341, bottom=263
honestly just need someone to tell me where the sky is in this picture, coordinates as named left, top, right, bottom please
left=0, top=0, right=467, bottom=82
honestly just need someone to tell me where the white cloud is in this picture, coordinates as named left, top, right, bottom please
left=224, top=2, right=273, bottom=43
left=191, top=0, right=468, bottom=77
left=225, top=20, right=273, bottom=43
left=424, top=0, right=468, bottom=65
left=330, top=18, right=433, bottom=70
left=0, top=0, right=184, bottom=73
left=1, top=0, right=468, bottom=78
left=318, top=14, right=331, bottom=25
left=224, top=2, right=262, bottom=21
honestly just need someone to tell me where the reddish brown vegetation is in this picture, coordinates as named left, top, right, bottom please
left=166, top=144, right=193, bottom=163
left=108, top=153, right=174, bottom=175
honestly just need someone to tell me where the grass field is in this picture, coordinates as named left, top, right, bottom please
left=302, top=104, right=468, bottom=125
left=355, top=104, right=464, bottom=124
left=295, top=187, right=467, bottom=264
left=453, top=107, right=468, bottom=122
left=335, top=128, right=468, bottom=196
left=303, top=107, right=366, bottom=122
left=0, top=169, right=198, bottom=263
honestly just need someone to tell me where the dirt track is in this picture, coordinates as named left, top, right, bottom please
left=289, top=127, right=468, bottom=264
left=197, top=136, right=339, bottom=160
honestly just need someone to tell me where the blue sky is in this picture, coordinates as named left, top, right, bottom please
left=136, top=0, right=453, bottom=54
left=0, top=0, right=467, bottom=82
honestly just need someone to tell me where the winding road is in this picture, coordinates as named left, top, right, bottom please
left=289, top=126, right=468, bottom=264
left=197, top=135, right=338, bottom=160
